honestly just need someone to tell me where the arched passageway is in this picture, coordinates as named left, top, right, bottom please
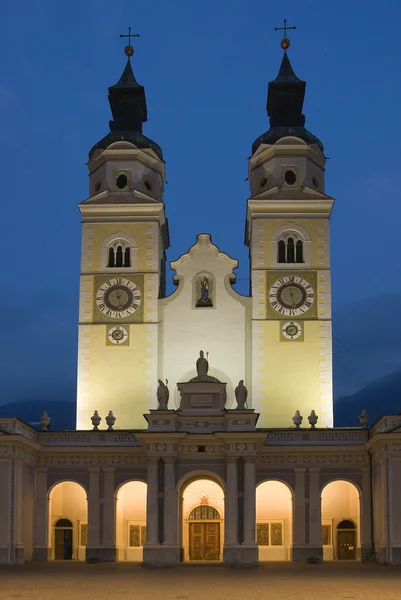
left=256, top=480, right=293, bottom=561
left=49, top=481, right=87, bottom=561
left=180, top=477, right=224, bottom=562
left=321, top=480, right=360, bottom=560
left=115, top=481, right=147, bottom=561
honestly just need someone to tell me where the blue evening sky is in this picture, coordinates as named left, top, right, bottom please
left=0, top=0, right=400, bottom=403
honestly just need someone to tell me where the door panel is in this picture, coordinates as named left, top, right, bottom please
left=337, top=530, right=356, bottom=560
left=189, top=523, right=220, bottom=561
left=54, top=528, right=73, bottom=560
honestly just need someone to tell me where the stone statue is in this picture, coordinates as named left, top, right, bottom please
left=235, top=380, right=248, bottom=409
left=196, top=276, right=213, bottom=307
left=196, top=350, right=209, bottom=381
left=156, top=379, right=169, bottom=410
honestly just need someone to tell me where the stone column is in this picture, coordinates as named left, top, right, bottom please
left=162, top=458, right=180, bottom=564
left=33, top=468, right=51, bottom=561
left=308, top=468, right=322, bottom=559
left=360, top=466, right=372, bottom=557
left=242, top=457, right=258, bottom=565
left=101, top=468, right=116, bottom=561
left=86, top=468, right=100, bottom=560
left=292, top=467, right=306, bottom=560
left=223, top=457, right=238, bottom=565
left=143, top=457, right=162, bottom=566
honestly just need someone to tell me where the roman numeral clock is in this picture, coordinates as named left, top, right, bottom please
left=267, top=272, right=317, bottom=342
left=93, top=275, right=144, bottom=345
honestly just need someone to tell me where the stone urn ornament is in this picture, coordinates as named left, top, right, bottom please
left=105, top=410, right=116, bottom=431
left=359, top=409, right=370, bottom=428
left=40, top=411, right=50, bottom=431
left=292, top=410, right=303, bottom=428
left=91, top=410, right=102, bottom=430
left=308, top=410, right=318, bottom=429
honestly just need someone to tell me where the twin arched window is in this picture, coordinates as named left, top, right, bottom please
left=278, top=235, right=304, bottom=264
left=107, top=240, right=131, bottom=268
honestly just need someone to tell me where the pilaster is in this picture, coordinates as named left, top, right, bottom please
left=292, top=468, right=307, bottom=560
left=100, top=468, right=116, bottom=561
left=241, top=457, right=258, bottom=566
left=33, top=469, right=51, bottom=562
left=308, top=468, right=322, bottom=559
left=86, top=468, right=101, bottom=561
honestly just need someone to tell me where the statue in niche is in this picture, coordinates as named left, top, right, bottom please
left=156, top=379, right=169, bottom=410
left=196, top=275, right=213, bottom=307
left=235, top=380, right=248, bottom=409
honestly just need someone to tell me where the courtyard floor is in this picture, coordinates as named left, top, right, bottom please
left=0, top=562, right=401, bottom=600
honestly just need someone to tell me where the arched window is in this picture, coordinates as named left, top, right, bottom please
left=124, top=247, right=131, bottom=267
left=107, top=240, right=131, bottom=268
left=337, top=520, right=356, bottom=530
left=278, top=240, right=286, bottom=263
left=287, top=237, right=295, bottom=262
left=189, top=505, right=220, bottom=520
left=116, top=245, right=123, bottom=267
left=277, top=233, right=304, bottom=264
left=296, top=240, right=303, bottom=263
left=55, top=518, right=73, bottom=528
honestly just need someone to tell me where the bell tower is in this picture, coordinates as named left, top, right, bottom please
left=76, top=35, right=169, bottom=429
left=245, top=27, right=334, bottom=427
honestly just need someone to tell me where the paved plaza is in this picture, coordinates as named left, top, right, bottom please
left=0, top=562, right=401, bottom=600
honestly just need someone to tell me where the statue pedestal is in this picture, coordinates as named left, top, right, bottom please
left=225, top=408, right=259, bottom=431
left=144, top=410, right=178, bottom=432
left=177, top=381, right=227, bottom=415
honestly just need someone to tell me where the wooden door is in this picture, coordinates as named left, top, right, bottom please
left=54, top=529, right=73, bottom=560
left=189, top=523, right=220, bottom=561
left=337, top=530, right=356, bottom=560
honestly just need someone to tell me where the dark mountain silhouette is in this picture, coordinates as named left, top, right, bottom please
left=0, top=400, right=76, bottom=430
left=334, top=370, right=401, bottom=427
left=1, top=370, right=400, bottom=430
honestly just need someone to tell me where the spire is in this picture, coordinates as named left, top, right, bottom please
left=108, top=58, right=148, bottom=132
left=251, top=20, right=323, bottom=155
left=88, top=29, right=162, bottom=160
left=267, top=53, right=306, bottom=128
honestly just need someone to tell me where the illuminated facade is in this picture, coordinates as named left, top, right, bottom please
left=0, top=43, right=400, bottom=568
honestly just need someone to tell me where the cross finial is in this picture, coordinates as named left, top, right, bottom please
left=120, top=26, right=140, bottom=57
left=274, top=18, right=296, bottom=51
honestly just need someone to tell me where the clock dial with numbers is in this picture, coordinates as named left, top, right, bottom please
left=281, top=321, right=303, bottom=340
left=269, top=275, right=314, bottom=317
left=108, top=325, right=129, bottom=344
left=96, top=277, right=141, bottom=319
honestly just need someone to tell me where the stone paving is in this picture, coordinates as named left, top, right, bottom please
left=0, top=562, right=401, bottom=600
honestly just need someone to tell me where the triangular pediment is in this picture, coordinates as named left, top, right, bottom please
left=79, top=187, right=162, bottom=206
left=251, top=184, right=333, bottom=202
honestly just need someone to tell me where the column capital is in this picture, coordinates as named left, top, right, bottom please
left=294, top=467, right=307, bottom=473
left=163, top=457, right=176, bottom=464
left=243, top=456, right=257, bottom=464
left=307, top=467, right=321, bottom=473
left=226, top=456, right=238, bottom=464
left=147, top=456, right=160, bottom=464
left=102, top=467, right=116, bottom=473
left=87, top=467, right=101, bottom=474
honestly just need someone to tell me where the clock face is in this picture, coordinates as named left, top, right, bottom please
left=108, top=326, right=128, bottom=345
left=269, top=276, right=314, bottom=316
left=96, top=278, right=141, bottom=319
left=281, top=321, right=302, bottom=340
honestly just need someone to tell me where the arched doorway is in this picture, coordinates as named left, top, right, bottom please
left=337, top=520, right=357, bottom=560
left=49, top=481, right=87, bottom=561
left=256, top=480, right=293, bottom=561
left=54, top=518, right=73, bottom=560
left=115, top=481, right=147, bottom=561
left=321, top=480, right=360, bottom=561
left=180, top=477, right=224, bottom=562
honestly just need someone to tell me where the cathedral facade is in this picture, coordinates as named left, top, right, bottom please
left=0, top=39, right=401, bottom=567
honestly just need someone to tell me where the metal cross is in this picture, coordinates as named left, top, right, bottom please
left=120, top=26, right=140, bottom=45
left=274, top=18, right=296, bottom=37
